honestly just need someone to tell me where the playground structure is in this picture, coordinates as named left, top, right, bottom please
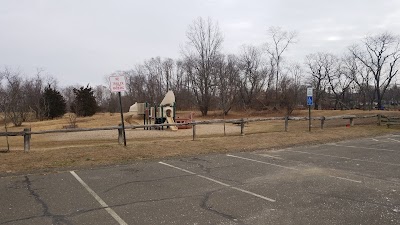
left=125, top=91, right=193, bottom=131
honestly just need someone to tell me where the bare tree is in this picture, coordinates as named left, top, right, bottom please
left=94, top=85, right=111, bottom=112
left=325, top=55, right=355, bottom=109
left=305, top=53, right=334, bottom=110
left=384, top=84, right=400, bottom=109
left=0, top=74, right=10, bottom=152
left=279, top=63, right=304, bottom=115
left=125, top=67, right=147, bottom=103
left=215, top=54, right=240, bottom=115
left=162, top=58, right=174, bottom=91
left=278, top=76, right=299, bottom=115
left=286, top=62, right=304, bottom=87
left=23, top=69, right=47, bottom=120
left=143, top=57, right=165, bottom=103
left=265, top=27, right=297, bottom=99
left=175, top=59, right=196, bottom=110
left=183, top=17, right=223, bottom=116
left=61, top=85, right=79, bottom=112
left=1, top=68, right=26, bottom=126
left=172, top=60, right=185, bottom=93
left=238, top=45, right=266, bottom=109
left=342, top=53, right=375, bottom=110
left=349, top=32, right=400, bottom=109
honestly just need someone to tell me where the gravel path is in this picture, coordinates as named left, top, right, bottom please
left=46, top=123, right=241, bottom=141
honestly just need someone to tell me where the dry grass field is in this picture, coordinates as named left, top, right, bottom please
left=1, top=109, right=399, bottom=175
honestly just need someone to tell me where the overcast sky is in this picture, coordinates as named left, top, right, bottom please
left=1, top=0, right=400, bottom=87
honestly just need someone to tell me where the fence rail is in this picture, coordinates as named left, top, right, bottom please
left=0, top=114, right=391, bottom=153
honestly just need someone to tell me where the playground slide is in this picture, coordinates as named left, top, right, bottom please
left=166, top=116, right=178, bottom=131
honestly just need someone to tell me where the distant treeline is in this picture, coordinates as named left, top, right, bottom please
left=1, top=17, right=400, bottom=126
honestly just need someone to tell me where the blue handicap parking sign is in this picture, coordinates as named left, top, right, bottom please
left=307, top=96, right=313, bottom=106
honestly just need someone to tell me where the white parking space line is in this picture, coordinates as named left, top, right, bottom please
left=197, top=175, right=230, bottom=187
left=159, top=162, right=196, bottom=175
left=285, top=150, right=400, bottom=167
left=228, top=154, right=362, bottom=184
left=226, top=154, right=299, bottom=171
left=253, top=153, right=284, bottom=160
left=230, top=187, right=276, bottom=202
left=388, top=138, right=400, bottom=143
left=70, top=171, right=128, bottom=225
left=328, top=175, right=362, bottom=183
left=158, top=162, right=276, bottom=202
left=370, top=139, right=397, bottom=143
left=330, top=144, right=395, bottom=152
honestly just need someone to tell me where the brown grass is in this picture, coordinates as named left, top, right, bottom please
left=1, top=110, right=399, bottom=176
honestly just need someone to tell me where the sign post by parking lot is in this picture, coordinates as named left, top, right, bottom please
left=109, top=75, right=127, bottom=146
left=307, top=87, right=313, bottom=132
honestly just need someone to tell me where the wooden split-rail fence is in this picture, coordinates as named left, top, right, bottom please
left=0, top=114, right=397, bottom=153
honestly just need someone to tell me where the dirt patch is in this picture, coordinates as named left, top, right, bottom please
left=0, top=110, right=399, bottom=176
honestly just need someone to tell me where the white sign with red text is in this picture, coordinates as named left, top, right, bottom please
left=109, top=75, right=127, bottom=92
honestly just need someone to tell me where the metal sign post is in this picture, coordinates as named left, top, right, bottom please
left=307, top=87, right=313, bottom=132
left=109, top=75, right=127, bottom=146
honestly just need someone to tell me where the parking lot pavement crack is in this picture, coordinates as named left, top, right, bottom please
left=24, top=176, right=74, bottom=225
left=0, top=215, right=44, bottom=225
left=103, top=174, right=194, bottom=193
left=200, top=190, right=244, bottom=225
left=179, top=158, right=212, bottom=173
left=0, top=207, right=108, bottom=225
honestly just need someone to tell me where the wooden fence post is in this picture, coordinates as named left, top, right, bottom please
left=24, top=128, right=31, bottom=153
left=118, top=124, right=123, bottom=144
left=284, top=116, right=289, bottom=132
left=320, top=116, right=325, bottom=129
left=349, top=118, right=354, bottom=127
left=192, top=123, right=196, bottom=141
left=240, top=118, right=245, bottom=136
left=377, top=114, right=381, bottom=126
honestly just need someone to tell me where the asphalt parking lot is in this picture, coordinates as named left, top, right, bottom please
left=1, top=133, right=400, bottom=225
